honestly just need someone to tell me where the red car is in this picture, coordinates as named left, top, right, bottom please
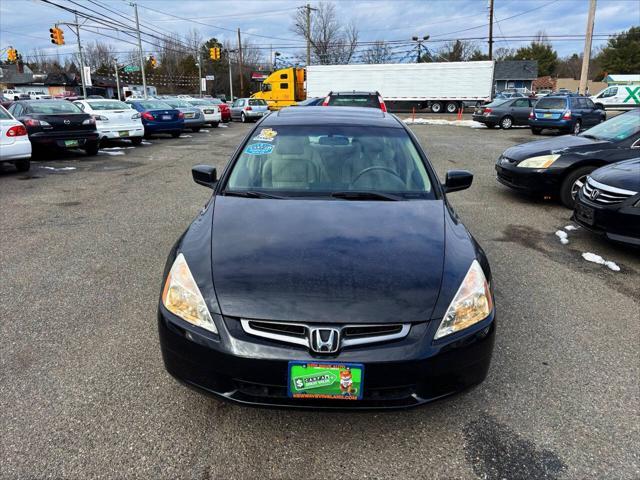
left=206, top=98, right=231, bottom=122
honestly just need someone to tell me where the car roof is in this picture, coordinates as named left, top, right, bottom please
left=329, top=91, right=379, bottom=96
left=263, top=106, right=401, bottom=128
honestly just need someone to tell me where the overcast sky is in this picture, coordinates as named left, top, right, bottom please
left=1, top=0, right=638, bottom=66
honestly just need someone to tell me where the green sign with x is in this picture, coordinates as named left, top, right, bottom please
left=623, top=86, right=640, bottom=104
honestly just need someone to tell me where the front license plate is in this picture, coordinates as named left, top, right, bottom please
left=118, top=130, right=129, bottom=137
left=575, top=203, right=595, bottom=225
left=288, top=361, right=364, bottom=400
left=162, top=115, right=172, bottom=120
left=64, top=139, right=79, bottom=147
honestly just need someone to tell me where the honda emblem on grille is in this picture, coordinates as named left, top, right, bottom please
left=589, top=188, right=600, bottom=201
left=309, top=328, right=340, bottom=353
left=64, top=119, right=70, bottom=124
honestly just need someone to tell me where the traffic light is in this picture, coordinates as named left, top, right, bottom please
left=49, top=26, right=65, bottom=45
left=149, top=55, right=157, bottom=68
left=209, top=47, right=221, bottom=61
left=7, top=48, right=17, bottom=62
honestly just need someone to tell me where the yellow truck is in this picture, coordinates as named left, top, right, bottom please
left=251, top=67, right=306, bottom=110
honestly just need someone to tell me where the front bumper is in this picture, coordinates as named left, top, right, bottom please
left=0, top=138, right=31, bottom=161
left=495, top=158, right=562, bottom=195
left=158, top=306, right=495, bottom=409
left=573, top=193, right=640, bottom=246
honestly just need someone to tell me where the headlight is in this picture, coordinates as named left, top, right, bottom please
left=434, top=260, right=493, bottom=340
left=161, top=253, right=217, bottom=334
left=518, top=154, right=560, bottom=168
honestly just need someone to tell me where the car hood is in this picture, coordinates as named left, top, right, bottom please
left=210, top=197, right=446, bottom=324
left=591, top=158, right=640, bottom=192
left=503, top=135, right=610, bottom=161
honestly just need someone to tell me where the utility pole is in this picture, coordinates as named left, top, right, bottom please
left=227, top=51, right=234, bottom=102
left=488, top=0, right=494, bottom=60
left=114, top=59, right=121, bottom=100
left=197, top=49, right=203, bottom=97
left=74, top=14, right=87, bottom=99
left=412, top=36, right=429, bottom=63
left=305, top=4, right=312, bottom=66
left=237, top=28, right=244, bottom=97
left=131, top=3, right=147, bottom=99
left=579, top=0, right=597, bottom=95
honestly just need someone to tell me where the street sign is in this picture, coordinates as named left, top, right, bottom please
left=205, top=75, right=215, bottom=80
left=124, top=65, right=140, bottom=73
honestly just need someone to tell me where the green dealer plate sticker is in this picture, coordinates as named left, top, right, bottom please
left=288, top=362, right=364, bottom=400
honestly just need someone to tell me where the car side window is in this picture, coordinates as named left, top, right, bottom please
left=513, top=99, right=528, bottom=107
left=585, top=99, right=596, bottom=109
left=11, top=104, right=22, bottom=116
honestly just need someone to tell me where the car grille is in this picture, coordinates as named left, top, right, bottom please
left=583, top=177, right=638, bottom=205
left=240, top=319, right=410, bottom=351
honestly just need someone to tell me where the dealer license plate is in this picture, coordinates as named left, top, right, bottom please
left=162, top=115, right=172, bottom=120
left=575, top=203, right=595, bottom=225
left=118, top=130, right=129, bottom=137
left=288, top=362, right=364, bottom=400
left=544, top=113, right=553, bottom=118
left=64, top=139, right=79, bottom=147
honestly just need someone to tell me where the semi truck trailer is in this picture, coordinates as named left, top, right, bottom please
left=251, top=61, right=495, bottom=113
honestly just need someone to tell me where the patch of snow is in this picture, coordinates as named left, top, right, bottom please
left=180, top=135, right=193, bottom=138
left=219, top=124, right=229, bottom=128
left=41, top=166, right=76, bottom=171
left=98, top=150, right=125, bottom=156
left=555, top=230, right=569, bottom=244
left=141, top=141, right=152, bottom=145
left=102, top=147, right=134, bottom=151
left=403, top=118, right=486, bottom=128
left=581, top=252, right=620, bottom=272
left=201, top=129, right=209, bottom=133
left=564, top=225, right=579, bottom=231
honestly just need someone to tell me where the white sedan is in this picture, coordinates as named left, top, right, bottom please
left=73, top=99, right=144, bottom=145
left=184, top=99, right=221, bottom=127
left=0, top=105, right=31, bottom=172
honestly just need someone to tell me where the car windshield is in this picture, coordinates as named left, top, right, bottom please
left=249, top=99, right=267, bottom=106
left=225, top=125, right=434, bottom=198
left=88, top=101, right=130, bottom=110
left=136, top=101, right=172, bottom=110
left=536, top=98, right=567, bottom=109
left=207, top=98, right=223, bottom=104
left=298, top=98, right=320, bottom=106
left=327, top=95, right=379, bottom=108
left=28, top=101, right=82, bottom=114
left=580, top=110, right=640, bottom=142
left=164, top=99, right=191, bottom=108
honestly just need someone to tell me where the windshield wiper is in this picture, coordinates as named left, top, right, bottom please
left=223, top=190, right=284, bottom=199
left=330, top=191, right=401, bottom=201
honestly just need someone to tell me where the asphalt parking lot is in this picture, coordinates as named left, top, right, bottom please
left=1, top=118, right=638, bottom=479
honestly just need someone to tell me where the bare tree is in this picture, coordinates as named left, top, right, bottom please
left=83, top=41, right=118, bottom=74
left=361, top=41, right=393, bottom=64
left=24, top=48, right=64, bottom=73
left=291, top=2, right=359, bottom=64
left=436, top=40, right=481, bottom=62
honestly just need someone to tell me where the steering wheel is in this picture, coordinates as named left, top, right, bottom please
left=351, top=166, right=403, bottom=186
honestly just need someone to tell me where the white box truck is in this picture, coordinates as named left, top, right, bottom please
left=306, top=61, right=495, bottom=113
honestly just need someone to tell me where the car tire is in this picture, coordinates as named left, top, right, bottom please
left=431, top=102, right=443, bottom=114
left=84, top=142, right=99, bottom=156
left=572, top=120, right=581, bottom=135
left=192, top=127, right=201, bottom=133
left=445, top=102, right=458, bottom=114
left=500, top=116, right=514, bottom=129
left=560, top=166, right=594, bottom=209
left=531, top=127, right=542, bottom=135
left=241, top=113, right=247, bottom=123
left=15, top=159, right=30, bottom=172
left=131, top=137, right=143, bottom=146
left=171, top=131, right=181, bottom=138
left=211, top=122, right=220, bottom=128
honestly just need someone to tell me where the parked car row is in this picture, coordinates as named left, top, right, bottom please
left=0, top=97, right=236, bottom=173
left=473, top=93, right=606, bottom=134
left=496, top=109, right=640, bottom=246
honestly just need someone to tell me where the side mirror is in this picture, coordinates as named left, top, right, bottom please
left=192, top=165, right=217, bottom=188
left=443, top=170, right=473, bottom=193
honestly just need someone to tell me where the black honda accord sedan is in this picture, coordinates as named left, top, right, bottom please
left=158, top=107, right=495, bottom=409
left=496, top=109, right=640, bottom=208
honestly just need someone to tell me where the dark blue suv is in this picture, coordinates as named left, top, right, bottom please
left=528, top=95, right=605, bottom=135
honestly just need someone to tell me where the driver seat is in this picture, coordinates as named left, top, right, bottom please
left=263, top=136, right=321, bottom=189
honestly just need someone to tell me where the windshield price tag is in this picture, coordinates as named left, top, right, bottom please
left=245, top=142, right=274, bottom=155
left=253, top=128, right=278, bottom=142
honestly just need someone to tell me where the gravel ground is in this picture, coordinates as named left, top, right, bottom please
left=1, top=117, right=638, bottom=480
